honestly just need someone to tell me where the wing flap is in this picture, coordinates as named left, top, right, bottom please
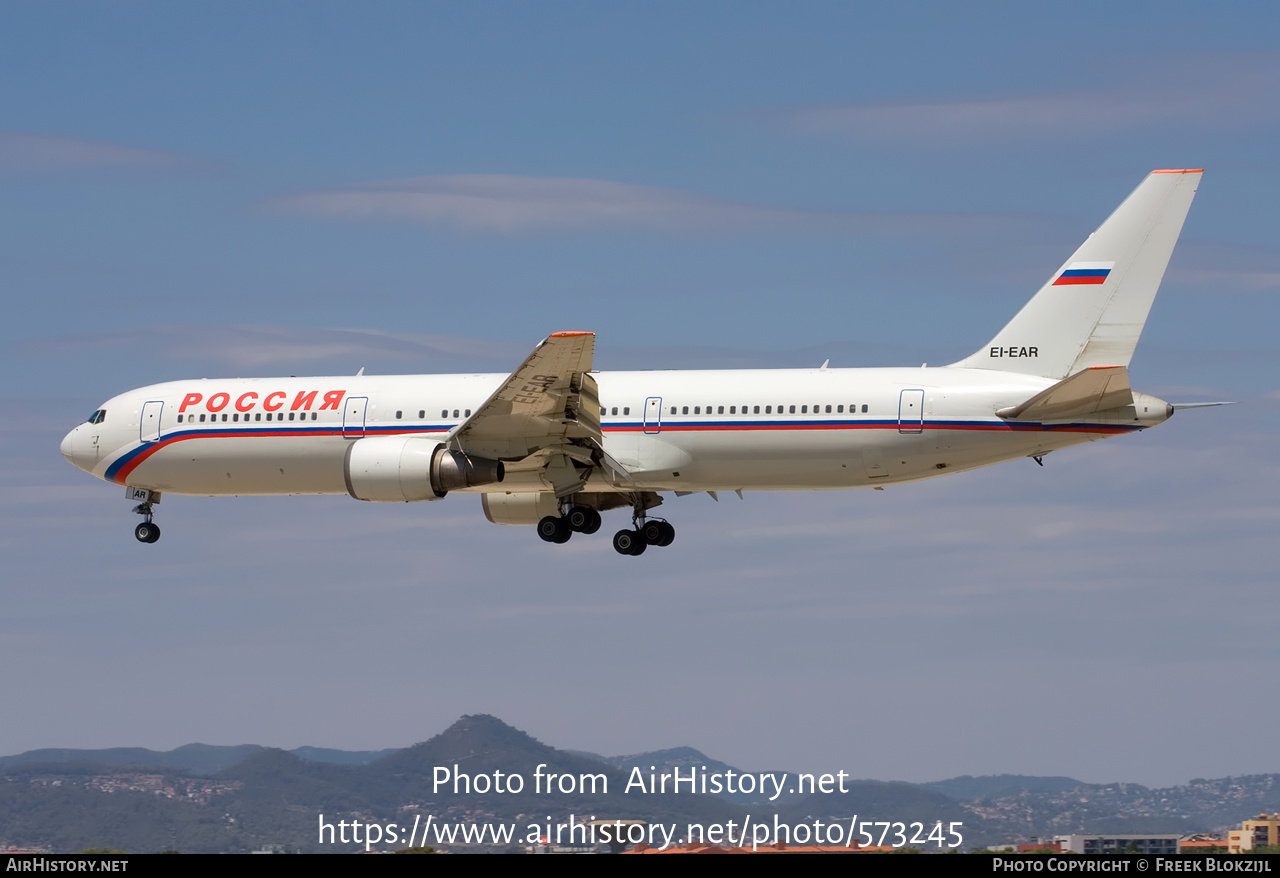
left=449, top=331, right=601, bottom=461
left=997, top=365, right=1133, bottom=421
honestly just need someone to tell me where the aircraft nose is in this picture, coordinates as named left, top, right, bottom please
left=60, top=425, right=90, bottom=472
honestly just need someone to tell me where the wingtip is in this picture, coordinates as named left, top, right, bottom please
left=549, top=331, right=594, bottom=338
left=1152, top=168, right=1204, bottom=174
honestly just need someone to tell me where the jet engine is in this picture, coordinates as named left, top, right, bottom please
left=481, top=492, right=561, bottom=525
left=343, top=436, right=504, bottom=502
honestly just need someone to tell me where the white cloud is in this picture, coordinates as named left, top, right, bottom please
left=267, top=173, right=1021, bottom=236
left=0, top=132, right=200, bottom=174
left=1167, top=241, right=1280, bottom=293
left=776, top=53, right=1280, bottom=144
left=33, top=325, right=524, bottom=371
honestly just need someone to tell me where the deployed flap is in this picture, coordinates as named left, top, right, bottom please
left=448, top=331, right=601, bottom=460
left=997, top=365, right=1133, bottom=420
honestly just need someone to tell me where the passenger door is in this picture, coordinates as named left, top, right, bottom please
left=342, top=397, right=368, bottom=439
left=140, top=401, right=164, bottom=443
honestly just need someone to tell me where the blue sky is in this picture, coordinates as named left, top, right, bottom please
left=3, top=2, right=1279, bottom=792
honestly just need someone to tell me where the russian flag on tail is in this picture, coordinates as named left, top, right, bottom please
left=1053, top=261, right=1114, bottom=286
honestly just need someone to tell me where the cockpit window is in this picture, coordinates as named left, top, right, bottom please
left=86, top=410, right=106, bottom=425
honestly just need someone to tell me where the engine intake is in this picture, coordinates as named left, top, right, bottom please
left=344, top=436, right=504, bottom=502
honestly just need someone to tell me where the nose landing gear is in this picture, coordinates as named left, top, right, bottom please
left=127, top=487, right=161, bottom=544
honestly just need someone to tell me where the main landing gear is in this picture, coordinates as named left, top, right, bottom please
left=537, top=505, right=602, bottom=544
left=536, top=500, right=676, bottom=556
left=612, top=519, right=675, bottom=556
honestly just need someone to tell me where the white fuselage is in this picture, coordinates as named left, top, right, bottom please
left=59, top=367, right=1166, bottom=498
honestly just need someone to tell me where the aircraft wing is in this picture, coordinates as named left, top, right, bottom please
left=446, top=331, right=602, bottom=462
left=996, top=365, right=1133, bottom=420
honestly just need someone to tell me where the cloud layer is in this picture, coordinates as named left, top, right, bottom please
left=32, top=325, right=524, bottom=371
left=0, top=132, right=200, bottom=174
left=268, top=174, right=1020, bottom=236
left=776, top=53, right=1280, bottom=144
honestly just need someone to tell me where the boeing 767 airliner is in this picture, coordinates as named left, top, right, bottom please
left=61, top=169, right=1205, bottom=555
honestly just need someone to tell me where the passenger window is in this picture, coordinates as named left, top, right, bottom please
left=862, top=404, right=868, bottom=413
left=233, top=414, right=239, bottom=422
left=311, top=412, right=317, bottom=420
left=177, top=414, right=184, bottom=423
left=465, top=409, right=471, bottom=417
left=419, top=410, right=425, bottom=419
left=441, top=409, right=448, bottom=418
left=717, top=406, right=724, bottom=414
left=802, top=405, right=808, bottom=414
left=765, top=405, right=772, bottom=414
left=255, top=413, right=262, bottom=421
left=395, top=411, right=402, bottom=420
left=670, top=406, right=676, bottom=415
left=838, top=405, right=844, bottom=413
left=789, top=405, right=796, bottom=414
left=612, top=407, right=618, bottom=416
left=826, top=405, right=832, bottom=413
left=623, top=407, right=630, bottom=415
left=729, top=406, right=735, bottom=414
left=453, top=410, right=459, bottom=418
left=694, top=406, right=700, bottom=414
left=199, top=414, right=206, bottom=423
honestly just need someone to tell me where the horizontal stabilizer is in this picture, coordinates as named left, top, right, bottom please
left=997, top=366, right=1132, bottom=420
left=1171, top=401, right=1235, bottom=410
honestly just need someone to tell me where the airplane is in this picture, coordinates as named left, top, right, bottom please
left=61, top=169, right=1205, bottom=556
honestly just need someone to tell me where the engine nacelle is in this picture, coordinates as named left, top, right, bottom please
left=344, top=436, right=504, bottom=502
left=481, top=492, right=560, bottom=525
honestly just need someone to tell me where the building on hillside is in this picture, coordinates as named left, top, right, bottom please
left=1228, top=813, right=1280, bottom=854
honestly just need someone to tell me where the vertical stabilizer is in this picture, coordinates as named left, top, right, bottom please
left=952, top=169, right=1201, bottom=379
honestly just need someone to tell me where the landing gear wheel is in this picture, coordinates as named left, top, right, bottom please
left=134, top=522, right=160, bottom=544
left=641, top=520, right=675, bottom=546
left=566, top=506, right=602, bottom=534
left=641, top=520, right=674, bottom=547
left=537, top=515, right=572, bottom=544
left=613, top=529, right=646, bottom=556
